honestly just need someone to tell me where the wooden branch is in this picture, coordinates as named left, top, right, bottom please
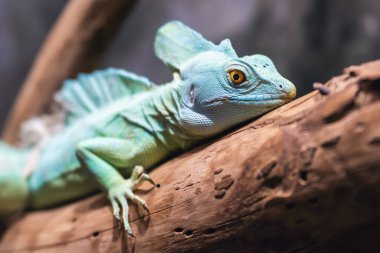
left=2, top=0, right=137, bottom=144
left=1, top=60, right=380, bottom=252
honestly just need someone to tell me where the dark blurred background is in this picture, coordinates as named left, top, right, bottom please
left=0, top=0, right=379, bottom=129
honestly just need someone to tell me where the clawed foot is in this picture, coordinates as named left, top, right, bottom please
left=108, top=166, right=155, bottom=235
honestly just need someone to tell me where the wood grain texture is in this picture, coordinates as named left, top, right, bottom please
left=1, top=60, right=380, bottom=252
left=2, top=0, right=137, bottom=144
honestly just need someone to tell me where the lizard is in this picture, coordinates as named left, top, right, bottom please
left=0, top=21, right=296, bottom=235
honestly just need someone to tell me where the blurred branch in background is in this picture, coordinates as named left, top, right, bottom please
left=1, top=0, right=137, bottom=144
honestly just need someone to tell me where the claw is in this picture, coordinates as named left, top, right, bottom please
left=142, top=173, right=156, bottom=187
left=142, top=202, right=150, bottom=214
left=125, top=226, right=134, bottom=236
left=132, top=195, right=150, bottom=214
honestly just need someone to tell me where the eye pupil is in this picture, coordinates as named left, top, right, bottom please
left=229, top=69, right=246, bottom=86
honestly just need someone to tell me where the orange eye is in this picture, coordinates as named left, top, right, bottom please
left=229, top=70, right=245, bottom=85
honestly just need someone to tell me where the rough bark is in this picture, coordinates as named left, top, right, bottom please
left=1, top=60, right=380, bottom=252
left=1, top=0, right=137, bottom=144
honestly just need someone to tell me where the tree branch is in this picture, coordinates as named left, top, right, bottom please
left=1, top=60, right=380, bottom=252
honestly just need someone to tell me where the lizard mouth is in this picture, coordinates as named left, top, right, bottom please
left=203, top=94, right=291, bottom=107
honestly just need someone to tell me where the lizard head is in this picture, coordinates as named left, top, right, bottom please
left=155, top=21, right=296, bottom=136
left=177, top=51, right=296, bottom=136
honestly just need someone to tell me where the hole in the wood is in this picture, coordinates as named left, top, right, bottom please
left=263, top=176, right=282, bottom=189
left=156, top=183, right=161, bottom=188
left=214, top=190, right=226, bottom=199
left=299, top=170, right=308, bottom=181
left=175, top=186, right=180, bottom=190
left=184, top=230, right=193, bottom=237
left=206, top=228, right=216, bottom=234
left=370, top=137, right=380, bottom=146
left=256, top=161, right=277, bottom=180
left=92, top=231, right=100, bottom=238
left=321, top=136, right=341, bottom=148
left=214, top=168, right=223, bottom=175
left=174, top=227, right=183, bottom=233
left=286, top=202, right=296, bottom=210
left=309, top=197, right=319, bottom=204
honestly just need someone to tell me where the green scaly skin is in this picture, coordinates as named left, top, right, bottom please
left=0, top=21, right=296, bottom=235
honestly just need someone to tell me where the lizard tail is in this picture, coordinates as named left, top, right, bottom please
left=0, top=142, right=30, bottom=214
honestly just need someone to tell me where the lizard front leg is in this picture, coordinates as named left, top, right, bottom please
left=76, top=137, right=155, bottom=235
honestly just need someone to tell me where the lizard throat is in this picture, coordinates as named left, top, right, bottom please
left=146, top=83, right=203, bottom=151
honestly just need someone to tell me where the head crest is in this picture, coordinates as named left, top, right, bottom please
left=154, top=21, right=237, bottom=71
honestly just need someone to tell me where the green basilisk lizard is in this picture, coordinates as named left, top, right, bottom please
left=0, top=21, right=296, bottom=235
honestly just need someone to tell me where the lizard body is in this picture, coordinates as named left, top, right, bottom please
left=0, top=21, right=296, bottom=234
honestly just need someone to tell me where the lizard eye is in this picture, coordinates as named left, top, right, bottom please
left=229, top=70, right=246, bottom=86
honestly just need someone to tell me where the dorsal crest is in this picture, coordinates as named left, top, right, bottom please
left=56, top=68, right=154, bottom=124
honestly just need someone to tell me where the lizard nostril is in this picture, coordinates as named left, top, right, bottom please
left=279, top=84, right=283, bottom=89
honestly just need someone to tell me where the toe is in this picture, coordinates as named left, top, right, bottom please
left=110, top=198, right=120, bottom=220
left=131, top=165, right=144, bottom=182
left=116, top=195, right=133, bottom=234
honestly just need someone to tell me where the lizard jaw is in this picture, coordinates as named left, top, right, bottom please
left=202, top=94, right=292, bottom=107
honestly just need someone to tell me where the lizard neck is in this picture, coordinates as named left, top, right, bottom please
left=148, top=79, right=204, bottom=151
